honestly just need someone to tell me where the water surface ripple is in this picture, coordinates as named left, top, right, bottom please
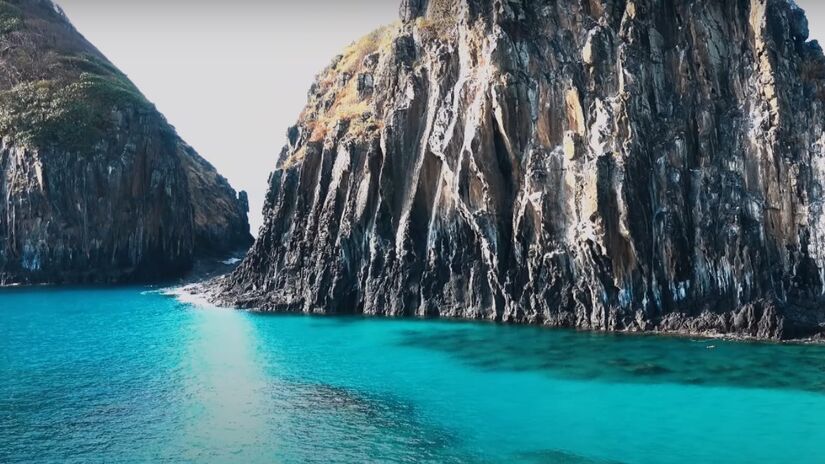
left=1, top=287, right=824, bottom=463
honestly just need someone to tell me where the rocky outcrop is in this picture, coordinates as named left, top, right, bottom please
left=212, top=0, right=825, bottom=340
left=0, top=0, right=251, bottom=284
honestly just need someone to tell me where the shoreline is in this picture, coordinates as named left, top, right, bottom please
left=180, top=280, right=825, bottom=346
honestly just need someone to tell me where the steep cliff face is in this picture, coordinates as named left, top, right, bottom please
left=215, top=0, right=825, bottom=340
left=0, top=0, right=252, bottom=284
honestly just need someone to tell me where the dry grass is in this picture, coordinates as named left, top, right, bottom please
left=415, top=17, right=455, bottom=42
left=427, top=0, right=455, bottom=17
left=282, top=24, right=395, bottom=168
left=335, top=23, right=397, bottom=75
left=282, top=22, right=399, bottom=168
left=305, top=89, right=372, bottom=144
left=415, top=0, right=457, bottom=41
left=283, top=146, right=308, bottom=169
left=309, top=123, right=328, bottom=143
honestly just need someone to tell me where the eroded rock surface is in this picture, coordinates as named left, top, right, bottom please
left=0, top=0, right=252, bottom=284
left=213, top=0, right=825, bottom=340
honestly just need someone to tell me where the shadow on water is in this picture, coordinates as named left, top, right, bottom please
left=241, top=310, right=825, bottom=394
left=514, top=449, right=627, bottom=464
left=262, top=380, right=478, bottom=464
left=393, top=322, right=825, bottom=394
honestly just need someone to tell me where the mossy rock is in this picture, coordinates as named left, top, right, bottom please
left=0, top=72, right=155, bottom=151
left=58, top=53, right=127, bottom=79
left=0, top=1, right=23, bottom=34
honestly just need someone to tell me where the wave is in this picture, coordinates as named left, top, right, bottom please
left=160, top=285, right=230, bottom=311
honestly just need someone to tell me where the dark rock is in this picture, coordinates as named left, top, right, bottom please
left=357, top=73, right=374, bottom=98
left=362, top=53, right=380, bottom=69
left=399, top=0, right=428, bottom=22
left=238, top=191, right=250, bottom=214
left=210, top=0, right=825, bottom=341
left=0, top=0, right=252, bottom=285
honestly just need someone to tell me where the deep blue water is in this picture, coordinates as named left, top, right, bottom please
left=2, top=287, right=825, bottom=463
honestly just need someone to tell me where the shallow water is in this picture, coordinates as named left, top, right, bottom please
left=2, top=287, right=825, bottom=463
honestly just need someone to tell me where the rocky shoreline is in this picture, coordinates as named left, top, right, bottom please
left=186, top=277, right=822, bottom=343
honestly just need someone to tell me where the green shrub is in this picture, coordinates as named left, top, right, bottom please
left=0, top=1, right=23, bottom=34
left=59, top=53, right=125, bottom=78
left=74, top=71, right=150, bottom=109
left=0, top=72, right=152, bottom=151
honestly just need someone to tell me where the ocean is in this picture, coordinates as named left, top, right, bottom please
left=2, top=287, right=824, bottom=463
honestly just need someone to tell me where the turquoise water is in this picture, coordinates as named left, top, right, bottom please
left=2, top=288, right=825, bottom=463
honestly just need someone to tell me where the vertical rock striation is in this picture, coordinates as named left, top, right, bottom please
left=214, top=0, right=825, bottom=340
left=0, top=0, right=252, bottom=284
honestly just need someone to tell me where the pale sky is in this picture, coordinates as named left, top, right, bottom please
left=799, top=1, right=825, bottom=43
left=56, top=0, right=825, bottom=234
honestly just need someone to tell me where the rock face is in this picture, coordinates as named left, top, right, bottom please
left=0, top=0, right=252, bottom=284
left=215, top=0, right=825, bottom=340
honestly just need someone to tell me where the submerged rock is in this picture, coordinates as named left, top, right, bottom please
left=213, top=0, right=825, bottom=340
left=0, top=0, right=252, bottom=284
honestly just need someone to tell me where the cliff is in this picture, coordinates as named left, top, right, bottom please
left=212, top=0, right=825, bottom=340
left=0, top=0, right=252, bottom=285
